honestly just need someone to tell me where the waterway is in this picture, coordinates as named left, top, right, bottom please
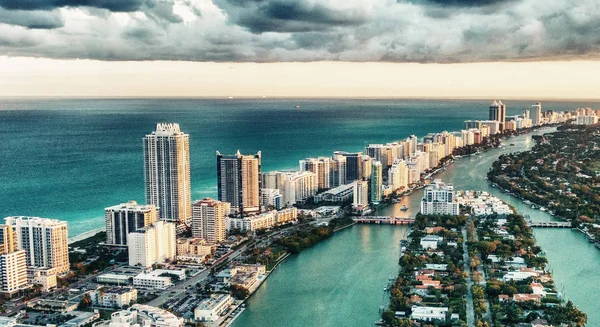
left=236, top=127, right=600, bottom=326
left=232, top=225, right=409, bottom=327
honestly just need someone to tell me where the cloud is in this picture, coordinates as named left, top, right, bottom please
left=0, top=0, right=599, bottom=63
left=0, top=0, right=146, bottom=12
left=0, top=8, right=63, bottom=29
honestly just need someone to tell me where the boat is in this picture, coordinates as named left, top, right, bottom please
left=510, top=143, right=515, bottom=146
left=540, top=207, right=547, bottom=211
left=400, top=205, right=409, bottom=211
left=295, top=105, right=301, bottom=108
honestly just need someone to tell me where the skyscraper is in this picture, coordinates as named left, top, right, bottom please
left=420, top=179, right=460, bottom=215
left=489, top=100, right=507, bottom=131
left=332, top=151, right=362, bottom=183
left=370, top=161, right=383, bottom=204
left=191, top=198, right=230, bottom=243
left=143, top=123, right=191, bottom=223
left=299, top=157, right=331, bottom=190
left=4, top=217, right=70, bottom=275
left=530, top=102, right=542, bottom=126
left=105, top=201, right=158, bottom=246
left=217, top=150, right=261, bottom=215
left=352, top=180, right=369, bottom=209
left=0, top=225, right=29, bottom=296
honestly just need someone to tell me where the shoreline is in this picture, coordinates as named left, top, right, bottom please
left=68, top=228, right=104, bottom=245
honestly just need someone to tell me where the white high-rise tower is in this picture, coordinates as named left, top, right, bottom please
left=143, top=123, right=191, bottom=223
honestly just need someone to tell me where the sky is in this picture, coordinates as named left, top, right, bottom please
left=0, top=0, right=599, bottom=98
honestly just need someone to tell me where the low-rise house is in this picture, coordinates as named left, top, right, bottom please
left=90, top=287, right=137, bottom=308
left=513, top=293, right=542, bottom=302
left=133, top=269, right=185, bottom=290
left=420, top=235, right=443, bottom=250
left=97, top=273, right=132, bottom=285
left=410, top=306, right=448, bottom=322
left=194, top=294, right=232, bottom=322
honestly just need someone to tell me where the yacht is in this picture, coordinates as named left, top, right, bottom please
left=400, top=205, right=409, bottom=211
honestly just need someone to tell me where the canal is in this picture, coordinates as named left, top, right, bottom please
left=234, top=127, right=599, bottom=326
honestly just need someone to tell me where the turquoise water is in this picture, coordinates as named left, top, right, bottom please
left=235, top=129, right=600, bottom=327
left=232, top=225, right=408, bottom=327
left=1, top=98, right=597, bottom=236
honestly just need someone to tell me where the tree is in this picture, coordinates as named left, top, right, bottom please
left=79, top=293, right=92, bottom=309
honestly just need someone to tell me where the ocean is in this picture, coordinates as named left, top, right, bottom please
left=0, top=98, right=597, bottom=236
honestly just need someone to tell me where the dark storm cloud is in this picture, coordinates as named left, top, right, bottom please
left=0, top=0, right=146, bottom=12
left=0, top=0, right=599, bottom=63
left=0, top=8, right=63, bottom=29
left=220, top=0, right=369, bottom=33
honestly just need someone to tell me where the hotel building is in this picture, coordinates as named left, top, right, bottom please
left=217, top=150, right=261, bottom=215
left=127, top=220, right=176, bottom=267
left=143, top=123, right=191, bottom=223
left=5, top=216, right=70, bottom=275
left=105, top=201, right=157, bottom=246
left=191, top=198, right=230, bottom=243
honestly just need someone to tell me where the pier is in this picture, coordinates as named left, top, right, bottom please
left=353, top=216, right=415, bottom=225
left=526, top=220, right=572, bottom=228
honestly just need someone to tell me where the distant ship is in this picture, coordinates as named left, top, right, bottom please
left=400, top=205, right=409, bottom=211
left=295, top=105, right=301, bottom=108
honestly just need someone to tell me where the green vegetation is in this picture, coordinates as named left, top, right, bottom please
left=274, top=226, right=332, bottom=253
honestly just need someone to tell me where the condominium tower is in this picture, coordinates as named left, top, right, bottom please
left=143, top=123, right=192, bottom=223
left=4, top=216, right=70, bottom=275
left=420, top=179, right=460, bottom=215
left=489, top=100, right=507, bottom=132
left=370, top=161, right=383, bottom=204
left=105, top=201, right=158, bottom=246
left=217, top=150, right=261, bottom=215
left=0, top=225, right=29, bottom=295
left=127, top=220, right=176, bottom=267
left=192, top=198, right=230, bottom=243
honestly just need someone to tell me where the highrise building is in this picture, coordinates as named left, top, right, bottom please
left=217, top=150, right=261, bottom=215
left=420, top=179, right=460, bottom=215
left=281, top=171, right=318, bottom=206
left=370, top=161, right=383, bottom=204
left=361, top=155, right=373, bottom=181
left=489, top=100, right=507, bottom=131
left=0, top=224, right=16, bottom=255
left=332, top=151, right=362, bottom=183
left=0, top=225, right=29, bottom=296
left=352, top=180, right=369, bottom=209
left=4, top=217, right=70, bottom=275
left=105, top=201, right=158, bottom=246
left=143, top=123, right=191, bottom=223
left=388, top=159, right=408, bottom=191
left=530, top=103, right=542, bottom=126
left=191, top=198, right=230, bottom=243
left=127, top=220, right=176, bottom=267
left=299, top=157, right=331, bottom=190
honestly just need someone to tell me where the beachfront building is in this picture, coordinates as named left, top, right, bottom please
left=299, top=157, right=332, bottom=190
left=0, top=226, right=29, bottom=295
left=332, top=151, right=362, bottom=183
left=370, top=161, right=383, bottom=204
left=420, top=180, right=460, bottom=215
left=105, top=201, right=157, bottom=246
left=4, top=216, right=70, bottom=275
left=191, top=198, right=230, bottom=243
left=281, top=171, right=317, bottom=206
left=194, top=294, right=232, bottom=322
left=531, top=103, right=542, bottom=126
left=143, top=123, right=191, bottom=223
left=388, top=159, right=408, bottom=191
left=352, top=180, right=369, bottom=209
left=261, top=188, right=282, bottom=210
left=489, top=100, right=507, bottom=131
left=217, top=150, right=261, bottom=215
left=127, top=220, right=175, bottom=267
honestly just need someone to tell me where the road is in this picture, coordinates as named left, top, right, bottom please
left=462, top=226, right=475, bottom=327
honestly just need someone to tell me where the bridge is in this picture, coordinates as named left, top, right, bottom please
left=526, top=220, right=572, bottom=228
left=353, top=216, right=415, bottom=225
